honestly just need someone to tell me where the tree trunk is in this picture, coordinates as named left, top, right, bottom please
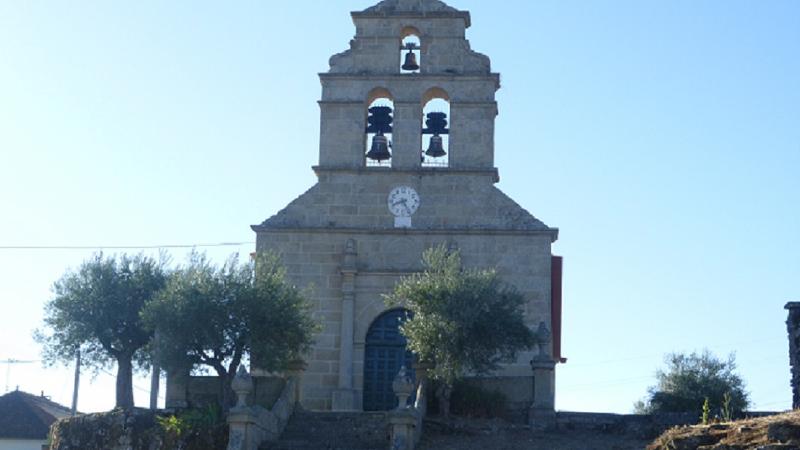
left=436, top=383, right=453, bottom=419
left=116, top=356, right=135, bottom=409
left=219, top=371, right=235, bottom=413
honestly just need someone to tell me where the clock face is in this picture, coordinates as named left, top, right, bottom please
left=388, top=186, right=420, bottom=217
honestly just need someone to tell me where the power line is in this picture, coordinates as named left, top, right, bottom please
left=559, top=375, right=654, bottom=391
left=565, top=337, right=785, bottom=368
left=0, top=242, right=254, bottom=250
left=97, top=367, right=165, bottom=401
left=2, top=359, right=39, bottom=394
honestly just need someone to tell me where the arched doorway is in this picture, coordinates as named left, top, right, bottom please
left=363, top=309, right=414, bottom=411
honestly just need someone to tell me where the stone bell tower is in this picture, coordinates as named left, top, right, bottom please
left=253, top=0, right=563, bottom=414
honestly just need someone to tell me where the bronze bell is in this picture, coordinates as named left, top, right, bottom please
left=402, top=50, right=419, bottom=71
left=425, top=135, right=446, bottom=158
left=366, top=134, right=391, bottom=161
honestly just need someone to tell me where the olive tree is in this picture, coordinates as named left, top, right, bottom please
left=143, top=252, right=316, bottom=410
left=36, top=253, right=169, bottom=409
left=385, top=245, right=538, bottom=418
left=634, top=350, right=750, bottom=419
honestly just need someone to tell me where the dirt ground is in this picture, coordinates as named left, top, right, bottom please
left=418, top=421, right=651, bottom=450
left=647, top=410, right=800, bottom=450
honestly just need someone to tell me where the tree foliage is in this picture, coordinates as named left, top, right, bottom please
left=143, top=251, right=316, bottom=410
left=385, top=245, right=537, bottom=417
left=634, top=350, right=750, bottom=419
left=36, top=253, right=169, bottom=409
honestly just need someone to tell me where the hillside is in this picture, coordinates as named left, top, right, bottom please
left=648, top=410, right=798, bottom=450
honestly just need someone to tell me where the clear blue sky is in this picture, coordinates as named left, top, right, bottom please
left=0, top=0, right=797, bottom=414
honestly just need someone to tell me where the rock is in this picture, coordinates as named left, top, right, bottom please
left=697, top=445, right=746, bottom=450
left=767, top=423, right=800, bottom=443
left=664, top=432, right=721, bottom=450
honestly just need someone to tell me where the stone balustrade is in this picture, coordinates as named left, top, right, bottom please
left=226, top=362, right=304, bottom=450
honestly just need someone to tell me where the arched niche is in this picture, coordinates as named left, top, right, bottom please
left=421, top=87, right=451, bottom=167
left=365, top=88, right=395, bottom=168
left=400, top=27, right=421, bottom=74
left=362, top=308, right=415, bottom=411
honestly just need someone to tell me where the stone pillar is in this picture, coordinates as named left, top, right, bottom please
left=318, top=101, right=366, bottom=168
left=333, top=239, right=358, bottom=411
left=392, top=102, right=423, bottom=170
left=286, top=359, right=307, bottom=405
left=786, top=302, right=800, bottom=409
left=389, top=367, right=417, bottom=450
left=530, top=358, right=556, bottom=428
left=529, top=321, right=556, bottom=429
left=448, top=102, right=497, bottom=169
left=227, top=366, right=262, bottom=450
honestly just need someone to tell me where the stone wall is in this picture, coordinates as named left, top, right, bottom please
left=254, top=221, right=554, bottom=411
left=786, top=302, right=800, bottom=409
left=49, top=408, right=230, bottom=450
left=165, top=374, right=285, bottom=411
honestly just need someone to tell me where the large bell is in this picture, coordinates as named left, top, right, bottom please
left=425, top=135, right=446, bottom=158
left=366, top=134, right=391, bottom=161
left=402, top=50, right=419, bottom=71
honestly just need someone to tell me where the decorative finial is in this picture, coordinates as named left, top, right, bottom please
left=392, top=366, right=415, bottom=409
left=534, top=322, right=552, bottom=360
left=231, top=365, right=253, bottom=409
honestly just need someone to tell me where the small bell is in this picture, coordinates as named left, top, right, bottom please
left=366, top=134, right=391, bottom=161
left=402, top=50, right=419, bottom=72
left=425, top=135, right=446, bottom=158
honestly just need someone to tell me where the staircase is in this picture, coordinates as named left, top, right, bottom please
left=261, top=410, right=390, bottom=450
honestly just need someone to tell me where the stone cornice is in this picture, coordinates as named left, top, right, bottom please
left=319, top=73, right=500, bottom=85
left=251, top=225, right=560, bottom=242
left=311, top=165, right=500, bottom=182
left=351, top=11, right=471, bottom=28
left=317, top=100, right=497, bottom=107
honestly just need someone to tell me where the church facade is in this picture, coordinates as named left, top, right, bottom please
left=253, top=0, right=563, bottom=413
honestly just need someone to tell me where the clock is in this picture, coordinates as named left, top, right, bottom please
left=388, top=186, right=420, bottom=228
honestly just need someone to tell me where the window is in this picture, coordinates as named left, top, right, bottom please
left=421, top=88, right=450, bottom=167
left=400, top=28, right=421, bottom=74
left=365, top=89, right=394, bottom=168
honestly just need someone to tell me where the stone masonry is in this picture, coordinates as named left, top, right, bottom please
left=786, top=302, right=800, bottom=409
left=252, top=0, right=562, bottom=413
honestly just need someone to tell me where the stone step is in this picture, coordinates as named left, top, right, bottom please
left=261, top=410, right=389, bottom=450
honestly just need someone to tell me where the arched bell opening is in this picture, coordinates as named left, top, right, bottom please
left=421, top=88, right=451, bottom=168
left=365, top=88, right=395, bottom=168
left=400, top=28, right=421, bottom=74
left=362, top=308, right=415, bottom=412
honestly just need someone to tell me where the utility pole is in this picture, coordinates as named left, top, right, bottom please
left=1, top=359, right=36, bottom=393
left=149, top=331, right=160, bottom=410
left=149, top=363, right=160, bottom=410
left=71, top=350, right=80, bottom=416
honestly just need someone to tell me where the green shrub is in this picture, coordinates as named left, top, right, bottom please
left=721, top=392, right=733, bottom=422
left=449, top=381, right=508, bottom=419
left=701, top=397, right=711, bottom=425
left=158, top=405, right=227, bottom=450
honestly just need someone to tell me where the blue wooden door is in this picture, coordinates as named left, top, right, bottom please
left=363, top=309, right=414, bottom=411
